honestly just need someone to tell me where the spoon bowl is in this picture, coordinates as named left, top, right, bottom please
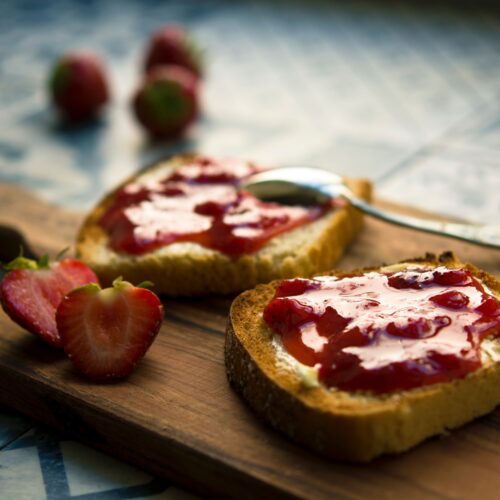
left=243, top=166, right=346, bottom=205
left=243, top=166, right=500, bottom=249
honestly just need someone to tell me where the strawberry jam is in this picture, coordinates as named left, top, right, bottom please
left=263, top=267, right=500, bottom=394
left=99, top=157, right=327, bottom=257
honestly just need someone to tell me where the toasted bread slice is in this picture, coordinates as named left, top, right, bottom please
left=76, top=154, right=371, bottom=296
left=225, top=252, right=500, bottom=461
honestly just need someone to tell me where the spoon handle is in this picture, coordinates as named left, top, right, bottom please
left=338, top=191, right=500, bottom=249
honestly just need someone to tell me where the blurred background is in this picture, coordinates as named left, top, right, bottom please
left=1, top=0, right=500, bottom=498
left=1, top=0, right=499, bottom=221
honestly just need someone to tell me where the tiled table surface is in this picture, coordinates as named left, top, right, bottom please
left=0, top=0, right=499, bottom=498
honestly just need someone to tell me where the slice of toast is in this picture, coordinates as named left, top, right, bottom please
left=225, top=252, right=500, bottom=461
left=76, top=154, right=371, bottom=296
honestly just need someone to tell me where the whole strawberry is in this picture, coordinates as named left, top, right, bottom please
left=0, top=254, right=98, bottom=347
left=48, top=52, right=109, bottom=122
left=144, top=25, right=203, bottom=78
left=56, top=278, right=163, bottom=381
left=132, top=65, right=199, bottom=139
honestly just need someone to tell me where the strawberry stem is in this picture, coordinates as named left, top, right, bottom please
left=112, top=276, right=131, bottom=290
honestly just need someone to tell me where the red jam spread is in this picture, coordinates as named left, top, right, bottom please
left=99, top=157, right=327, bottom=256
left=263, top=266, right=500, bottom=394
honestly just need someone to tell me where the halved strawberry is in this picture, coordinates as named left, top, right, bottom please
left=0, top=254, right=98, bottom=347
left=56, top=278, right=163, bottom=381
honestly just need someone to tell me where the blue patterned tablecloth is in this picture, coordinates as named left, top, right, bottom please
left=0, top=0, right=499, bottom=498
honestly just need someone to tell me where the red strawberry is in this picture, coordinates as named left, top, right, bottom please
left=132, top=65, right=199, bottom=139
left=144, top=25, right=203, bottom=78
left=0, top=255, right=98, bottom=347
left=49, top=52, right=109, bottom=122
left=56, top=278, right=163, bottom=381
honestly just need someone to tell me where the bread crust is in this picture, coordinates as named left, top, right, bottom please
left=76, top=154, right=371, bottom=296
left=225, top=252, right=500, bottom=461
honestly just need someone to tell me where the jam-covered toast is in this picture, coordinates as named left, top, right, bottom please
left=225, top=252, right=500, bottom=461
left=77, top=154, right=371, bottom=296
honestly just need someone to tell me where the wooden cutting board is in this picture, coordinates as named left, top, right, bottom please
left=1, top=182, right=499, bottom=499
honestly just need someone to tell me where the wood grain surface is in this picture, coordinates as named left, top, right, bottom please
left=0, top=182, right=499, bottom=499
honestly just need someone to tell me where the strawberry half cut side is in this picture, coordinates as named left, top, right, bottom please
left=56, top=278, right=163, bottom=381
left=0, top=255, right=98, bottom=348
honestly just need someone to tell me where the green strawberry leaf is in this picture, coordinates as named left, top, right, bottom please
left=4, top=256, right=39, bottom=271
left=182, top=35, right=204, bottom=74
left=111, top=277, right=154, bottom=290
left=49, top=62, right=71, bottom=96
left=72, top=282, right=101, bottom=294
left=56, top=247, right=70, bottom=261
left=37, top=254, right=50, bottom=269
left=137, top=280, right=155, bottom=289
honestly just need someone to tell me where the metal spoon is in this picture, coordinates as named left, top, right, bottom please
left=243, top=166, right=500, bottom=249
